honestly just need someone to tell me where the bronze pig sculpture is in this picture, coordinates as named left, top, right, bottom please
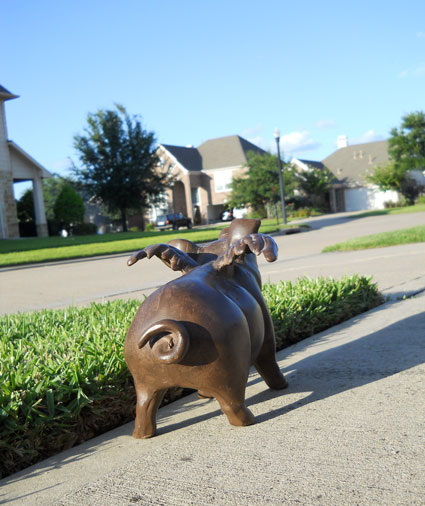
left=124, top=218, right=288, bottom=438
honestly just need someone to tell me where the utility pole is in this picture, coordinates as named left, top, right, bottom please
left=274, top=128, right=287, bottom=224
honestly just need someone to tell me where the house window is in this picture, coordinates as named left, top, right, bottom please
left=214, top=170, right=233, bottom=192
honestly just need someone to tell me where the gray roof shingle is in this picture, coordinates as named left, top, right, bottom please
left=161, top=135, right=266, bottom=172
left=161, top=144, right=202, bottom=171
left=0, top=84, right=18, bottom=99
left=198, top=135, right=266, bottom=170
left=322, top=140, right=390, bottom=184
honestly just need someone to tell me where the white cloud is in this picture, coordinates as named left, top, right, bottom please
left=246, top=136, right=266, bottom=149
left=399, top=64, right=425, bottom=78
left=316, top=119, right=336, bottom=129
left=414, top=64, right=425, bottom=75
left=351, top=130, right=385, bottom=145
left=51, top=157, right=73, bottom=171
left=240, top=124, right=267, bottom=150
left=241, top=124, right=263, bottom=138
left=280, top=130, right=320, bottom=154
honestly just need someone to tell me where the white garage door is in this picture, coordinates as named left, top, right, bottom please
left=344, top=188, right=399, bottom=211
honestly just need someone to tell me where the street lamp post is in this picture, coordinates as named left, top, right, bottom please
left=274, top=128, right=287, bottom=224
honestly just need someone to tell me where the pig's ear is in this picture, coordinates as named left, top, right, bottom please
left=214, top=233, right=278, bottom=269
left=127, top=244, right=198, bottom=273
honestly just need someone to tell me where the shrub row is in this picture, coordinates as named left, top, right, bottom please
left=0, top=275, right=383, bottom=478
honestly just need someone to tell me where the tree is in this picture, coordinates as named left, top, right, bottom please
left=17, top=189, right=35, bottom=223
left=43, top=174, right=73, bottom=221
left=293, top=165, right=333, bottom=210
left=388, top=111, right=425, bottom=173
left=54, top=184, right=85, bottom=231
left=73, top=105, right=167, bottom=231
left=229, top=151, right=296, bottom=217
left=367, top=112, right=425, bottom=204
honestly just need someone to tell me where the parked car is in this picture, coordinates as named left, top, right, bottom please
left=220, top=210, right=234, bottom=221
left=155, top=213, right=192, bottom=230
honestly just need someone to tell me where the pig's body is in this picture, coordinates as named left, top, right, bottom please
left=124, top=219, right=288, bottom=438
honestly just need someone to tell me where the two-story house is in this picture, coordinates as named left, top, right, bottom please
left=154, top=135, right=266, bottom=224
left=0, top=84, right=50, bottom=238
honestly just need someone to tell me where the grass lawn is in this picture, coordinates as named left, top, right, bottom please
left=323, top=225, right=425, bottom=252
left=351, top=203, right=425, bottom=218
left=0, top=219, right=305, bottom=267
left=0, top=275, right=382, bottom=478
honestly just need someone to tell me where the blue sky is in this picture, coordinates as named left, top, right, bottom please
left=2, top=0, right=425, bottom=197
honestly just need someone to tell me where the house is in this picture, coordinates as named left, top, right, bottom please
left=0, top=85, right=50, bottom=238
left=154, top=135, right=266, bottom=224
left=292, top=138, right=401, bottom=212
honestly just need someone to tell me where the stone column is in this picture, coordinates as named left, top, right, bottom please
left=32, top=176, right=48, bottom=237
left=183, top=173, right=194, bottom=222
left=0, top=94, right=20, bottom=238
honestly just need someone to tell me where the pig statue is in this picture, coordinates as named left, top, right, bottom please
left=124, top=218, right=288, bottom=438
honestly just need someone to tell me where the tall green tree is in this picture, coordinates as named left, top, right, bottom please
left=293, top=165, right=333, bottom=209
left=16, top=189, right=35, bottom=223
left=43, top=174, right=73, bottom=220
left=73, top=105, right=167, bottom=231
left=54, top=184, right=85, bottom=231
left=367, top=111, right=425, bottom=204
left=230, top=151, right=296, bottom=217
left=388, top=111, right=425, bottom=172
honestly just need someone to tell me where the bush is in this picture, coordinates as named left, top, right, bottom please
left=54, top=185, right=85, bottom=230
left=72, top=223, right=98, bottom=236
left=290, top=207, right=311, bottom=218
left=145, top=223, right=155, bottom=232
left=0, top=275, right=383, bottom=478
left=383, top=200, right=406, bottom=209
left=416, top=195, right=425, bottom=204
left=247, top=209, right=267, bottom=219
left=263, top=275, right=383, bottom=349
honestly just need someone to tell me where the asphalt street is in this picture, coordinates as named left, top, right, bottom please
left=1, top=211, right=424, bottom=315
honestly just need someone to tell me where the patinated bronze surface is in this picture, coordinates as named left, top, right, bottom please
left=124, top=218, right=288, bottom=438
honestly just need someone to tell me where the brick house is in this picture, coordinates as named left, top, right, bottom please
left=153, top=135, right=266, bottom=224
left=0, top=85, right=50, bottom=238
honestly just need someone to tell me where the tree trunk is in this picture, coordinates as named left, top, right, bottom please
left=121, top=208, right=128, bottom=232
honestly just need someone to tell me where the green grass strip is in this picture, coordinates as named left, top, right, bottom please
left=351, top=203, right=425, bottom=219
left=263, top=275, right=382, bottom=348
left=322, top=225, right=425, bottom=252
left=0, top=221, right=304, bottom=267
left=0, top=275, right=382, bottom=478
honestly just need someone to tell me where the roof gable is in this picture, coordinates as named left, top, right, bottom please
left=0, top=84, right=18, bottom=101
left=198, top=135, right=266, bottom=170
left=161, top=135, right=266, bottom=172
left=322, top=140, right=389, bottom=184
left=161, top=144, right=202, bottom=171
left=296, top=158, right=325, bottom=170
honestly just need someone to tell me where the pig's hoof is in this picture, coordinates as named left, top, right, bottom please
left=268, top=377, right=289, bottom=390
left=132, top=429, right=155, bottom=439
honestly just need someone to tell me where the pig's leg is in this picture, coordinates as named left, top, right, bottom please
left=198, top=390, right=213, bottom=399
left=215, top=385, right=255, bottom=426
left=254, top=313, right=288, bottom=390
left=133, top=387, right=167, bottom=439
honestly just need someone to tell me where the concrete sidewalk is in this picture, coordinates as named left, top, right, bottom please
left=1, top=290, right=424, bottom=505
